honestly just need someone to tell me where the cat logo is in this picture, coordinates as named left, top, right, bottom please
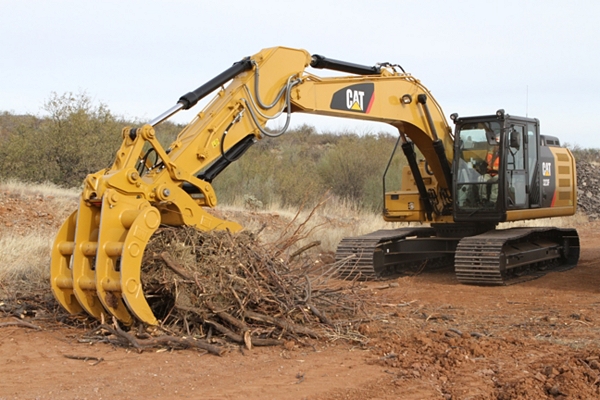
left=330, top=83, right=375, bottom=114
left=542, top=162, right=552, bottom=177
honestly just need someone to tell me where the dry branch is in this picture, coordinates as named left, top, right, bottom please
left=0, top=318, right=42, bottom=330
left=205, top=301, right=249, bottom=331
left=307, top=303, right=333, bottom=326
left=90, top=321, right=224, bottom=356
left=160, top=252, right=193, bottom=280
left=245, top=310, right=319, bottom=339
left=289, top=241, right=321, bottom=260
left=63, top=355, right=104, bottom=366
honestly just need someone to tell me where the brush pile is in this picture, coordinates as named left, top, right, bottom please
left=123, top=220, right=367, bottom=352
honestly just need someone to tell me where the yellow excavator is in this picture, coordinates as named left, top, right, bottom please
left=50, top=46, right=579, bottom=325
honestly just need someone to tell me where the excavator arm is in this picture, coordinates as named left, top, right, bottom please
left=51, top=46, right=459, bottom=325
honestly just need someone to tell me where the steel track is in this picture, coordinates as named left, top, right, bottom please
left=455, top=227, right=580, bottom=285
left=335, top=227, right=436, bottom=280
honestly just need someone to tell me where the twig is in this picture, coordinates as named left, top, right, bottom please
left=273, top=193, right=330, bottom=256
left=0, top=318, right=42, bottom=330
left=289, top=241, right=321, bottom=261
left=307, top=303, right=333, bottom=326
left=245, top=310, right=319, bottom=339
left=112, top=318, right=144, bottom=352
left=63, top=355, right=104, bottom=366
left=254, top=223, right=267, bottom=237
left=448, top=327, right=463, bottom=336
left=302, top=274, right=312, bottom=303
left=377, top=301, right=418, bottom=308
left=160, top=252, right=193, bottom=280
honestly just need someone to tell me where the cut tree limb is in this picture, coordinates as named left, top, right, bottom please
left=290, top=241, right=321, bottom=260
left=205, top=319, right=283, bottom=347
left=160, top=252, right=193, bottom=280
left=245, top=310, right=319, bottom=339
left=0, top=318, right=42, bottom=330
left=96, top=320, right=224, bottom=356
left=205, top=301, right=249, bottom=331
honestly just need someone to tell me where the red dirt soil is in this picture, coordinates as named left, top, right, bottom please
left=1, top=190, right=600, bottom=399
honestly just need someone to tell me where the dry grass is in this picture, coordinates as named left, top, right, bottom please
left=0, top=180, right=590, bottom=298
left=223, top=195, right=411, bottom=253
left=0, top=180, right=79, bottom=296
left=0, top=178, right=80, bottom=200
left=0, top=232, right=53, bottom=294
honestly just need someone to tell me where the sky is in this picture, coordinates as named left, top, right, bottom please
left=1, top=0, right=599, bottom=148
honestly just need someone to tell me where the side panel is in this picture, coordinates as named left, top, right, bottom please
left=539, top=146, right=576, bottom=210
left=550, top=146, right=577, bottom=210
left=384, top=163, right=454, bottom=222
left=505, top=145, right=576, bottom=221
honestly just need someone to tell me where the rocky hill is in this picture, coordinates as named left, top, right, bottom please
left=577, top=160, right=600, bottom=220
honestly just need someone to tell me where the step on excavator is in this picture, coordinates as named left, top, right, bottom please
left=50, top=46, right=579, bottom=325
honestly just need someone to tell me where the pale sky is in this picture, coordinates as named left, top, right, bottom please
left=1, top=0, right=599, bottom=147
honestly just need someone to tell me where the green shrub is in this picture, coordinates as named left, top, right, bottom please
left=315, top=133, right=405, bottom=211
left=0, top=92, right=124, bottom=187
left=0, top=99, right=421, bottom=213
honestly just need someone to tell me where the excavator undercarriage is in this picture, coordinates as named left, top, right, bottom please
left=336, top=225, right=579, bottom=285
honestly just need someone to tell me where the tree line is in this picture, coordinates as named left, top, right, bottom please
left=3, top=93, right=597, bottom=212
left=0, top=93, right=406, bottom=212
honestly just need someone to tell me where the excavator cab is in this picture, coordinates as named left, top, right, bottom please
left=452, top=110, right=543, bottom=223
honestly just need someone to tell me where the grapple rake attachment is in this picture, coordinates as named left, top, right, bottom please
left=48, top=46, right=362, bottom=325
left=50, top=123, right=243, bottom=325
left=51, top=195, right=162, bottom=325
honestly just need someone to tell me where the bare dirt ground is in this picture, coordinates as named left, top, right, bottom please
left=1, top=190, right=600, bottom=399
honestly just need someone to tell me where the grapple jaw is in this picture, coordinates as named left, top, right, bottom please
left=51, top=188, right=242, bottom=325
left=51, top=194, right=161, bottom=325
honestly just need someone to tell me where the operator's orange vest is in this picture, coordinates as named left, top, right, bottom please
left=486, top=150, right=499, bottom=175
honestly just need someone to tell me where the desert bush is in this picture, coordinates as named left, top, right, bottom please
left=211, top=128, right=406, bottom=212
left=0, top=92, right=124, bottom=187
left=0, top=99, right=422, bottom=213
left=567, top=144, right=600, bottom=164
left=316, top=133, right=405, bottom=211
left=0, top=94, right=187, bottom=188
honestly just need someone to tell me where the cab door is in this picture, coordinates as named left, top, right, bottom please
left=526, top=121, right=541, bottom=208
left=505, top=123, right=528, bottom=209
